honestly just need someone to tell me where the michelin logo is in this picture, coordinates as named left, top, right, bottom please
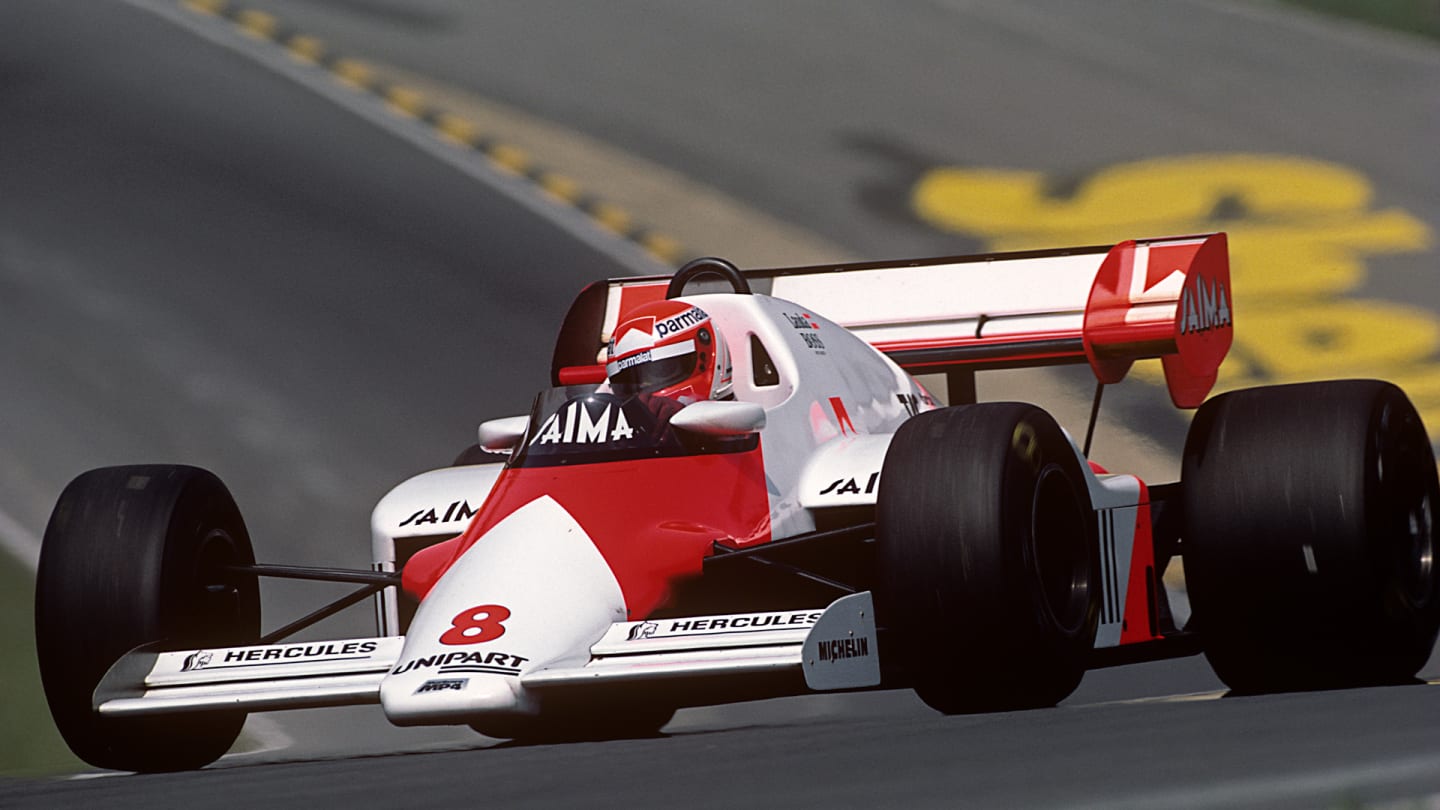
left=816, top=636, right=870, bottom=662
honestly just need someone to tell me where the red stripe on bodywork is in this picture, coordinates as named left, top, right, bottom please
left=1118, top=480, right=1160, bottom=644
left=828, top=397, right=856, bottom=435
left=402, top=445, right=771, bottom=620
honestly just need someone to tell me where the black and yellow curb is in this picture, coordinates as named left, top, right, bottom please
left=179, top=0, right=688, bottom=266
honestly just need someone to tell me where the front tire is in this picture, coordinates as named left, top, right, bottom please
left=1182, top=380, right=1439, bottom=693
left=35, top=465, right=261, bottom=771
left=876, top=404, right=1099, bottom=713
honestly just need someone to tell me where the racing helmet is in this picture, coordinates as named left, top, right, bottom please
left=606, top=300, right=733, bottom=402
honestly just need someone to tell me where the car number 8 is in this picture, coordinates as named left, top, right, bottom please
left=439, top=604, right=511, bottom=645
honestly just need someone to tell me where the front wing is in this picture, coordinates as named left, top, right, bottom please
left=93, top=593, right=879, bottom=719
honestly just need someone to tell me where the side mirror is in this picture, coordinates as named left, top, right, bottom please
left=477, top=416, right=529, bottom=453
left=671, top=400, right=766, bottom=436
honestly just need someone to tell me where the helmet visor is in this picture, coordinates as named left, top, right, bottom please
left=608, top=349, right=699, bottom=396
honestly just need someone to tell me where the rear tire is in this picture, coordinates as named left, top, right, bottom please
left=876, top=404, right=1099, bottom=713
left=1182, top=380, right=1439, bottom=693
left=35, top=465, right=261, bottom=771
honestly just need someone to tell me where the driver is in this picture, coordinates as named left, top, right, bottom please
left=605, top=300, right=734, bottom=404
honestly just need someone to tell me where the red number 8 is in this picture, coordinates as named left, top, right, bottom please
left=439, top=604, right=511, bottom=645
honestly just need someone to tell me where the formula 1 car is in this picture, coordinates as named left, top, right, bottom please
left=36, top=233, right=1440, bottom=771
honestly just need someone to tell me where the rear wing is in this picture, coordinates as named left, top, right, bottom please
left=551, top=233, right=1232, bottom=408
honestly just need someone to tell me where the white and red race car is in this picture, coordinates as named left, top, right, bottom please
left=36, top=233, right=1439, bottom=771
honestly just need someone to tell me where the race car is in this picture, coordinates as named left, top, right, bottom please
left=35, top=232, right=1440, bottom=772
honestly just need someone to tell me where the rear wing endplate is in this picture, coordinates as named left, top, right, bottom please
left=552, top=233, right=1232, bottom=408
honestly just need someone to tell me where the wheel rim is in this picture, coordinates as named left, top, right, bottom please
left=1374, top=400, right=1437, bottom=609
left=190, top=528, right=250, bottom=641
left=1402, top=491, right=1435, bottom=606
left=1030, top=464, right=1091, bottom=634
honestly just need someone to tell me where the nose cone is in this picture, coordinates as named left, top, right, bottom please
left=381, top=664, right=530, bottom=726
left=381, top=495, right=626, bottom=726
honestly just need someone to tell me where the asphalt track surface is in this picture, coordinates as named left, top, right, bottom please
left=1, top=1, right=1438, bottom=807
left=234, top=0, right=1440, bottom=453
left=0, top=0, right=653, bottom=770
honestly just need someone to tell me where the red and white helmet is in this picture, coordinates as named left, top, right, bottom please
left=606, top=300, right=733, bottom=402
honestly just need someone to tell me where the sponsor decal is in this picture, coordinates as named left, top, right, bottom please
left=610, top=350, right=652, bottom=373
left=783, top=312, right=819, bottom=330
left=783, top=312, right=826, bottom=353
left=606, top=339, right=697, bottom=377
left=530, top=399, right=636, bottom=446
left=659, top=611, right=823, bottom=636
left=627, top=622, right=659, bottom=641
left=654, top=307, right=708, bottom=338
left=816, top=636, right=870, bottom=662
left=399, top=500, right=478, bottom=528
left=414, top=678, right=469, bottom=695
left=392, top=650, right=530, bottom=677
left=181, top=651, right=212, bottom=672
left=1179, top=273, right=1233, bottom=335
left=613, top=611, right=824, bottom=643
left=817, top=473, right=879, bottom=497
left=196, top=640, right=381, bottom=669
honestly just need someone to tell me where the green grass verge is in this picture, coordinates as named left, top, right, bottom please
left=1276, top=0, right=1440, bottom=40
left=0, top=556, right=83, bottom=777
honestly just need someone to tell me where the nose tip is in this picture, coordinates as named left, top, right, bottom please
left=380, top=670, right=531, bottom=726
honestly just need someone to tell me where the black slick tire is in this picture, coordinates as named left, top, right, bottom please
left=35, top=465, right=261, bottom=772
left=876, top=403, right=1099, bottom=713
left=1182, top=380, right=1439, bottom=693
